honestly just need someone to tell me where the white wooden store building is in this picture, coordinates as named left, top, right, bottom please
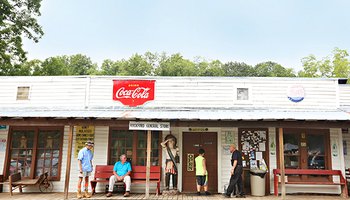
left=1, top=76, right=350, bottom=195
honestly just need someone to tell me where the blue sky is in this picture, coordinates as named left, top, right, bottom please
left=23, top=0, right=350, bottom=71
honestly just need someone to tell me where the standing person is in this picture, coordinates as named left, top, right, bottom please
left=106, top=154, right=132, bottom=197
left=77, top=140, right=94, bottom=199
left=224, top=144, right=245, bottom=198
left=195, top=148, right=211, bottom=196
left=161, top=134, right=179, bottom=190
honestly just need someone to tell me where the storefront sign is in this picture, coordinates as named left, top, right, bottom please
left=129, top=121, right=170, bottom=131
left=112, top=80, right=155, bottom=107
left=75, top=126, right=95, bottom=158
left=287, top=85, right=305, bottom=103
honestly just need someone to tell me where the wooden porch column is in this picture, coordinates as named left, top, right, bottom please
left=64, top=126, right=74, bottom=200
left=145, top=130, right=152, bottom=198
left=278, top=128, right=286, bottom=199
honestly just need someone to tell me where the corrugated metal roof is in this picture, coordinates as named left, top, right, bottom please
left=0, top=109, right=349, bottom=121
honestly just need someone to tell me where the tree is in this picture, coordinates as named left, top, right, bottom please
left=120, top=54, right=153, bottom=76
left=222, top=62, right=255, bottom=76
left=100, top=59, right=123, bottom=75
left=155, top=53, right=197, bottom=76
left=33, top=56, right=69, bottom=76
left=68, top=54, right=97, bottom=75
left=0, top=0, right=44, bottom=69
left=254, top=61, right=295, bottom=77
left=298, top=48, right=350, bottom=78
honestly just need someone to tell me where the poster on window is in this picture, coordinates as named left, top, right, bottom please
left=75, top=126, right=95, bottom=158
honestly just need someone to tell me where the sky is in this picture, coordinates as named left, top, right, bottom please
left=23, top=0, right=350, bottom=72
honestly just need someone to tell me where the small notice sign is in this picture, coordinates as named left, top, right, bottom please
left=129, top=121, right=170, bottom=131
left=75, top=126, right=95, bottom=158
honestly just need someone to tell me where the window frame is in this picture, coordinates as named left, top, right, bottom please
left=16, top=86, right=31, bottom=101
left=277, top=128, right=331, bottom=182
left=4, top=126, right=64, bottom=181
left=107, top=127, right=162, bottom=166
left=234, top=85, right=252, bottom=104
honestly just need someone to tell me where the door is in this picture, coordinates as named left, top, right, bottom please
left=182, top=132, right=218, bottom=193
left=239, top=128, right=269, bottom=195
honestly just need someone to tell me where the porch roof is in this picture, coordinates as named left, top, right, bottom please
left=0, top=108, right=349, bottom=121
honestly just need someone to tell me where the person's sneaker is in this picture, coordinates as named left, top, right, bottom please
left=124, top=191, right=130, bottom=197
left=205, top=191, right=211, bottom=195
left=223, top=193, right=231, bottom=198
left=197, top=192, right=201, bottom=196
left=106, top=192, right=112, bottom=197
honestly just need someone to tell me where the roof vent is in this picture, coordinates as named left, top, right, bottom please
left=338, top=79, right=348, bottom=84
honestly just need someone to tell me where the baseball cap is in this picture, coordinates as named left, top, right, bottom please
left=85, top=140, right=94, bottom=146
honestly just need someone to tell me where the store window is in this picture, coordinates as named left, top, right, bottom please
left=279, top=128, right=330, bottom=181
left=6, top=127, right=63, bottom=181
left=108, top=129, right=161, bottom=166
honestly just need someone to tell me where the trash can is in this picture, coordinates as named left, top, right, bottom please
left=249, top=169, right=267, bottom=196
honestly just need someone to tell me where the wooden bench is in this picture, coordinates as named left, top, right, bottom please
left=273, top=169, right=348, bottom=198
left=91, top=165, right=161, bottom=195
left=4, top=172, right=48, bottom=196
left=345, top=168, right=350, bottom=194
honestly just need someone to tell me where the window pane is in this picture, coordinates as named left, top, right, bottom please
left=109, top=130, right=134, bottom=165
left=307, top=134, right=326, bottom=169
left=284, top=134, right=300, bottom=169
left=9, top=130, right=34, bottom=177
left=237, top=88, right=249, bottom=100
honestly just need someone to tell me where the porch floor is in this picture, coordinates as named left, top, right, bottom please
left=0, top=192, right=345, bottom=200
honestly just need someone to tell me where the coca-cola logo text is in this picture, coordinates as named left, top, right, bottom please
left=112, top=80, right=155, bottom=107
left=116, top=87, right=150, bottom=99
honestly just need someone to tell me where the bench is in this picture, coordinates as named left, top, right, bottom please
left=273, top=169, right=348, bottom=198
left=3, top=172, right=48, bottom=196
left=345, top=168, right=350, bottom=194
left=91, top=165, right=161, bottom=195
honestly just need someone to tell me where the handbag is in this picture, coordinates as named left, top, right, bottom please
left=175, top=153, right=180, bottom=163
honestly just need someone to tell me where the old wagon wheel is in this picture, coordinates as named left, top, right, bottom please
left=39, top=178, right=53, bottom=192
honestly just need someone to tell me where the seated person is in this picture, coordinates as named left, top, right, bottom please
left=106, top=154, right=132, bottom=197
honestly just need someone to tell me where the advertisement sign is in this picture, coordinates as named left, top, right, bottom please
left=75, top=126, right=95, bottom=158
left=113, top=80, right=155, bottom=107
left=287, top=85, right=305, bottom=103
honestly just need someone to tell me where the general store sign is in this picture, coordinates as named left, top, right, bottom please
left=129, top=121, right=170, bottom=131
left=113, top=80, right=155, bottom=107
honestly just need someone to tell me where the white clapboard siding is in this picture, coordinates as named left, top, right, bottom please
left=88, top=77, right=338, bottom=109
left=268, top=127, right=277, bottom=194
left=0, top=76, right=341, bottom=110
left=219, top=128, right=238, bottom=193
left=339, top=85, right=350, bottom=107
left=0, top=77, right=87, bottom=109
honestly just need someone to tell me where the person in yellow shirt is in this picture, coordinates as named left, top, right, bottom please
left=195, top=148, right=210, bottom=196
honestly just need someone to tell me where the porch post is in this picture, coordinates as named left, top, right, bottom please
left=278, top=128, right=286, bottom=199
left=145, top=130, right=151, bottom=198
left=64, top=126, right=74, bottom=200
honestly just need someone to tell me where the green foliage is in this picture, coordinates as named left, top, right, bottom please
left=155, top=53, right=197, bottom=76
left=222, top=62, right=255, bottom=76
left=254, top=61, right=295, bottom=77
left=0, top=0, right=43, bottom=68
left=298, top=48, right=350, bottom=78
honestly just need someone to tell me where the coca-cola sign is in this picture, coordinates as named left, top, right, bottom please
left=112, top=80, right=155, bottom=107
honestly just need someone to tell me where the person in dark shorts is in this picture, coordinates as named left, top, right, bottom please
left=195, top=148, right=211, bottom=196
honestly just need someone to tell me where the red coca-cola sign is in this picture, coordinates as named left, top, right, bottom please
left=112, top=80, right=155, bottom=107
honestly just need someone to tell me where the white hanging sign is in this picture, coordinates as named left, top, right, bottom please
left=129, top=121, right=170, bottom=131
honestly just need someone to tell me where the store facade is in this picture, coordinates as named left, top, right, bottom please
left=0, top=76, right=350, bottom=195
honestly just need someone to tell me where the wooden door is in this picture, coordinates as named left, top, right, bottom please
left=182, top=132, right=217, bottom=193
left=238, top=128, right=269, bottom=195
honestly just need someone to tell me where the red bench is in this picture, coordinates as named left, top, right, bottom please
left=90, top=165, right=161, bottom=195
left=273, top=169, right=348, bottom=198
